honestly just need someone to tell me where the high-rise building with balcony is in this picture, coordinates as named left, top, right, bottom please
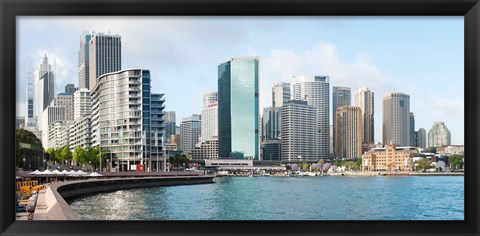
left=91, top=69, right=165, bottom=171
left=291, top=75, right=330, bottom=160
left=218, top=57, right=259, bottom=160
left=383, top=92, right=410, bottom=146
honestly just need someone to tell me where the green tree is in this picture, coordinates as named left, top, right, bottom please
left=169, top=155, right=190, bottom=167
left=15, top=129, right=43, bottom=168
left=73, top=146, right=87, bottom=165
left=45, top=148, right=57, bottom=162
left=353, top=158, right=362, bottom=170
left=415, top=158, right=433, bottom=172
left=299, top=162, right=310, bottom=171
left=448, top=155, right=464, bottom=170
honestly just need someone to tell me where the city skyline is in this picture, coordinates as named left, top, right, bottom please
left=16, top=16, right=464, bottom=145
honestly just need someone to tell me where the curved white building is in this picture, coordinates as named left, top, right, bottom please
left=428, top=121, right=451, bottom=148
left=91, top=69, right=165, bottom=171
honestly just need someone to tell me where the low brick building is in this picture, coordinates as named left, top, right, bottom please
left=362, top=144, right=418, bottom=172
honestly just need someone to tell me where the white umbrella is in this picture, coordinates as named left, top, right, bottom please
left=88, top=172, right=102, bottom=177
left=41, top=170, right=53, bottom=175
left=52, top=170, right=62, bottom=174
left=76, top=170, right=88, bottom=175
left=61, top=170, right=69, bottom=174
left=29, top=170, right=42, bottom=175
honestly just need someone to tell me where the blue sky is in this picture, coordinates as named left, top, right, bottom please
left=16, top=16, right=464, bottom=145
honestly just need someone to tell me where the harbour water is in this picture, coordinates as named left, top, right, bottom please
left=67, top=176, right=464, bottom=220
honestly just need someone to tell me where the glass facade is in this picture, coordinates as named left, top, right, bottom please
left=218, top=57, right=259, bottom=160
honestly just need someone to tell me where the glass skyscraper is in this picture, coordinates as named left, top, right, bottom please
left=218, top=57, right=259, bottom=160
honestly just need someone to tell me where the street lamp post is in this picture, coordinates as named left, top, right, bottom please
left=22, top=157, right=26, bottom=170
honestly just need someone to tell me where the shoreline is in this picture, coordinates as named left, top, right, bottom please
left=31, top=175, right=215, bottom=220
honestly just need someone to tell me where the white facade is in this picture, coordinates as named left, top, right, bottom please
left=33, top=55, right=55, bottom=131
left=50, top=93, right=74, bottom=122
left=202, top=91, right=218, bottom=109
left=41, top=106, right=66, bottom=148
left=201, top=103, right=218, bottom=142
left=201, top=91, right=218, bottom=142
left=428, top=121, right=451, bottom=148
left=69, top=115, right=92, bottom=151
left=180, top=114, right=202, bottom=153
left=48, top=121, right=70, bottom=149
left=73, top=88, right=92, bottom=120
left=291, top=75, right=330, bottom=160
left=190, top=136, right=219, bottom=160
left=272, top=82, right=290, bottom=108
left=91, top=69, right=165, bottom=171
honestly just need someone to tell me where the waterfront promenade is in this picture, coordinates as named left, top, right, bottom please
left=18, top=174, right=215, bottom=220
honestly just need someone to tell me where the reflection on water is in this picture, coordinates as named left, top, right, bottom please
left=68, top=176, right=464, bottom=220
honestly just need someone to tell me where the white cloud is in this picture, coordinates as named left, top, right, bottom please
left=259, top=42, right=389, bottom=112
left=31, top=48, right=73, bottom=95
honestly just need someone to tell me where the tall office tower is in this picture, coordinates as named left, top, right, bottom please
left=281, top=100, right=317, bottom=162
left=73, top=88, right=92, bottom=120
left=262, top=107, right=281, bottom=141
left=50, top=93, right=74, bottom=122
left=78, top=32, right=92, bottom=89
left=218, top=57, right=259, bottom=160
left=26, top=72, right=34, bottom=122
left=428, top=121, right=451, bottom=148
left=33, top=54, right=55, bottom=129
left=332, top=86, right=351, bottom=159
left=409, top=112, right=415, bottom=146
left=291, top=75, right=330, bottom=160
left=203, top=91, right=218, bottom=109
left=383, top=92, right=410, bottom=146
left=180, top=114, right=202, bottom=153
left=415, top=128, right=427, bottom=149
left=91, top=69, right=165, bottom=172
left=272, top=82, right=290, bottom=108
left=88, top=32, right=122, bottom=91
left=201, top=92, right=218, bottom=142
left=164, top=111, right=176, bottom=144
left=354, top=87, right=374, bottom=145
left=65, top=84, right=76, bottom=95
left=335, top=106, right=363, bottom=160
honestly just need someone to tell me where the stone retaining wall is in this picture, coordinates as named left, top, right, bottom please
left=35, top=176, right=215, bottom=220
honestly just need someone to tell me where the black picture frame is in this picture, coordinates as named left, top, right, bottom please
left=1, top=0, right=479, bottom=235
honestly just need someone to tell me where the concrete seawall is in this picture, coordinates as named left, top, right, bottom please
left=34, top=175, right=215, bottom=220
